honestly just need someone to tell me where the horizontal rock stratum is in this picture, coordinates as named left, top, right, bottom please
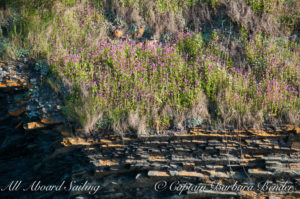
left=64, top=126, right=300, bottom=198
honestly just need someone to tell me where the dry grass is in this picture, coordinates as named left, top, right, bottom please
left=25, top=0, right=108, bottom=59
left=281, top=109, right=300, bottom=126
left=217, top=89, right=264, bottom=129
left=128, top=110, right=147, bottom=137
left=226, top=0, right=282, bottom=36
left=173, top=92, right=209, bottom=130
left=101, top=0, right=185, bottom=40
left=65, top=84, right=104, bottom=134
left=0, top=6, right=13, bottom=28
left=0, top=7, right=16, bottom=59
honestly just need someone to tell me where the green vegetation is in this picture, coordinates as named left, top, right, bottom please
left=1, top=0, right=299, bottom=134
left=246, top=0, right=299, bottom=27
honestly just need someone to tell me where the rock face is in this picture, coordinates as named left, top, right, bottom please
left=65, top=128, right=300, bottom=198
left=0, top=61, right=299, bottom=198
left=0, top=61, right=74, bottom=198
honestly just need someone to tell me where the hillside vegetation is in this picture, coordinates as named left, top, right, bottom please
left=0, top=0, right=299, bottom=135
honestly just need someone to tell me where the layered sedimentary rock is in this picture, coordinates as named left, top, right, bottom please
left=65, top=127, right=300, bottom=198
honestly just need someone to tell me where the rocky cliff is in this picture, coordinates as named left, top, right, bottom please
left=0, top=61, right=299, bottom=198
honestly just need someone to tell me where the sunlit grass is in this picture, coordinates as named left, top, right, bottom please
left=1, top=0, right=299, bottom=133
